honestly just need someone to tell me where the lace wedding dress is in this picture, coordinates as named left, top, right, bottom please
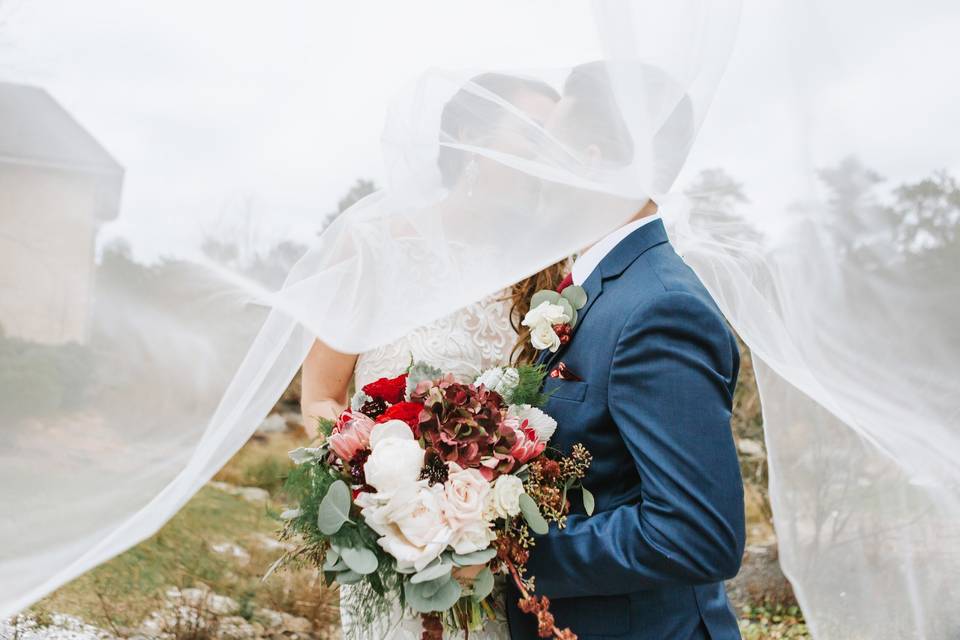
left=345, top=291, right=516, bottom=640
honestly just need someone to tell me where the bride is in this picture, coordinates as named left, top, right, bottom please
left=299, top=72, right=566, bottom=639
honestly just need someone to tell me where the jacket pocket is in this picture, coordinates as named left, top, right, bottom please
left=544, top=378, right=588, bottom=402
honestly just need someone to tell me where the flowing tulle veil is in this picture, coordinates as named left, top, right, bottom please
left=1, top=1, right=959, bottom=638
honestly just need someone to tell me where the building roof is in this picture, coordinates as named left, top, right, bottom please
left=0, top=82, right=123, bottom=175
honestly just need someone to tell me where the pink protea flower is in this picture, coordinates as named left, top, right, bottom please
left=328, top=410, right=375, bottom=462
left=504, top=415, right=546, bottom=465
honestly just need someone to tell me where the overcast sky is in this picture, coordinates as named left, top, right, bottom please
left=2, top=0, right=958, bottom=259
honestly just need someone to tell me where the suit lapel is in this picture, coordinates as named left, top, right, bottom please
left=537, top=218, right=670, bottom=373
left=541, top=267, right=603, bottom=371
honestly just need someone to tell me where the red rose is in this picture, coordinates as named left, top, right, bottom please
left=376, top=401, right=425, bottom=438
left=362, top=374, right=408, bottom=404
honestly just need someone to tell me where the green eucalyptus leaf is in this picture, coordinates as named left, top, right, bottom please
left=470, top=567, right=495, bottom=601
left=418, top=573, right=452, bottom=599
left=336, top=569, right=364, bottom=585
left=451, top=547, right=498, bottom=567
left=530, top=290, right=561, bottom=309
left=325, top=558, right=348, bottom=572
left=556, top=297, right=574, bottom=321
left=317, top=479, right=352, bottom=535
left=561, top=285, right=588, bottom=309
left=519, top=493, right=549, bottom=535
left=569, top=306, right=578, bottom=328
left=322, top=549, right=340, bottom=568
left=404, top=576, right=462, bottom=613
left=340, top=546, right=379, bottom=575
left=411, top=559, right=453, bottom=584
left=582, top=486, right=596, bottom=516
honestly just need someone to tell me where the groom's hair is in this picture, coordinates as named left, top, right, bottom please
left=563, top=61, right=695, bottom=188
left=562, top=61, right=635, bottom=166
left=438, top=72, right=560, bottom=188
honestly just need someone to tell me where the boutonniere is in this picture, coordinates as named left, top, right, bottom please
left=521, top=282, right=588, bottom=352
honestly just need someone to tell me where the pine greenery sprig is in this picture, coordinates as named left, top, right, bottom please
left=509, top=364, right=549, bottom=407
left=278, top=461, right=398, bottom=635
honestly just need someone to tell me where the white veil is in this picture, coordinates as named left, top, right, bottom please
left=1, top=1, right=959, bottom=638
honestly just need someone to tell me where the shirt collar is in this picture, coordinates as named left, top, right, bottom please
left=571, top=214, right=662, bottom=286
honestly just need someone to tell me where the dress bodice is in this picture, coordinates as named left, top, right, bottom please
left=354, top=291, right=516, bottom=388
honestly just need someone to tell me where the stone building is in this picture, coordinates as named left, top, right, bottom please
left=0, top=82, right=123, bottom=344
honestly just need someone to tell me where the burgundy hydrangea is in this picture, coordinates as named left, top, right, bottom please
left=412, top=375, right=518, bottom=478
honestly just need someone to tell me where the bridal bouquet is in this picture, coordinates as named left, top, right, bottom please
left=274, top=361, right=592, bottom=640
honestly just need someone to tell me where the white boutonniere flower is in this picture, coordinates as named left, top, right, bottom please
left=522, top=285, right=588, bottom=352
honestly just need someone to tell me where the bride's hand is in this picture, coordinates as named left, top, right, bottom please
left=452, top=564, right=485, bottom=586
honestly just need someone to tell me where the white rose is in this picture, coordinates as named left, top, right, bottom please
left=450, top=519, right=496, bottom=555
left=369, top=419, right=414, bottom=449
left=357, top=481, right=452, bottom=572
left=486, top=474, right=525, bottom=519
left=508, top=404, right=557, bottom=444
left=442, top=463, right=496, bottom=554
left=530, top=322, right=561, bottom=352
left=522, top=301, right=570, bottom=329
left=364, top=424, right=424, bottom=494
left=474, top=366, right=521, bottom=400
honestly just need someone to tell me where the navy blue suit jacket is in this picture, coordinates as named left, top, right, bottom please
left=506, top=219, right=745, bottom=640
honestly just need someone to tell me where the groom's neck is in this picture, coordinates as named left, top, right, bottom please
left=580, top=199, right=659, bottom=254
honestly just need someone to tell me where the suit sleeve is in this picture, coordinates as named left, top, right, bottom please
left=525, top=291, right=746, bottom=598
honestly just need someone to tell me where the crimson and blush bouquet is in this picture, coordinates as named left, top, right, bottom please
left=274, top=361, right=593, bottom=639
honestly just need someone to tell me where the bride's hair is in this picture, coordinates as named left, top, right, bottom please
left=507, top=259, right=570, bottom=365
left=438, top=72, right=560, bottom=187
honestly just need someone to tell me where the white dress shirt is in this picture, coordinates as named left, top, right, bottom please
left=571, top=215, right=662, bottom=286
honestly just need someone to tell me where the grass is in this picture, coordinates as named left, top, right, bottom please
left=739, top=604, right=811, bottom=639
left=212, top=430, right=303, bottom=496
left=31, top=430, right=339, bottom=636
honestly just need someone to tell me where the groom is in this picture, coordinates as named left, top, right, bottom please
left=506, top=63, right=745, bottom=639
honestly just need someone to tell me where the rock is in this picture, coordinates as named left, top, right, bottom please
left=164, top=585, right=240, bottom=615
left=208, top=481, right=271, bottom=504
left=236, top=486, right=270, bottom=503
left=136, top=586, right=253, bottom=639
left=736, top=437, right=765, bottom=457
left=725, top=543, right=798, bottom=610
left=255, top=608, right=285, bottom=629
left=218, top=616, right=257, bottom=639
left=0, top=613, right=116, bottom=640
left=258, top=413, right=288, bottom=433
left=211, top=541, right=251, bottom=566
left=250, top=532, right=295, bottom=553
left=278, top=613, right=313, bottom=635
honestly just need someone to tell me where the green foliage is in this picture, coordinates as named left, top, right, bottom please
left=316, top=480, right=352, bottom=535
left=404, top=574, right=462, bottom=613
left=518, top=493, right=548, bottom=535
left=739, top=603, right=810, bottom=639
left=0, top=335, right=93, bottom=421
left=280, top=460, right=401, bottom=635
left=509, top=364, right=549, bottom=407
left=315, top=417, right=335, bottom=438
left=581, top=486, right=596, bottom=515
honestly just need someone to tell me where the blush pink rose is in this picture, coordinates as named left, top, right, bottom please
left=328, top=411, right=375, bottom=462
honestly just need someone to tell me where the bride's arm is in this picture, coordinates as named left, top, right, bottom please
left=300, top=338, right=358, bottom=438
